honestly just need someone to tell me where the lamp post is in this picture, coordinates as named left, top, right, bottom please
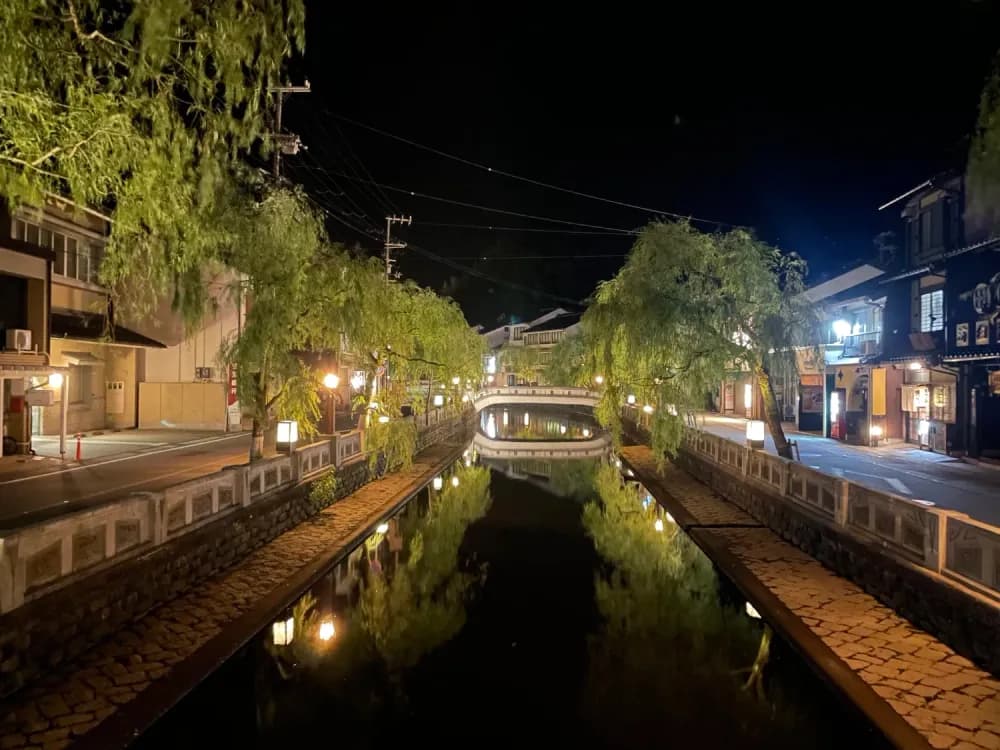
left=323, top=372, right=340, bottom=434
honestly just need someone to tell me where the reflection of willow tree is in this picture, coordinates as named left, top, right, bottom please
left=580, top=464, right=807, bottom=746
left=258, top=465, right=492, bottom=741
left=546, top=459, right=599, bottom=502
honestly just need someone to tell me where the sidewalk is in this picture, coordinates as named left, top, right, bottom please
left=696, top=414, right=1000, bottom=526
left=0, top=431, right=250, bottom=530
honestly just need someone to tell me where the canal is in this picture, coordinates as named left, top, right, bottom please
left=134, top=406, right=887, bottom=749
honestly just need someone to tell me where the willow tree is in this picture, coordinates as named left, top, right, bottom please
left=219, top=181, right=365, bottom=460
left=0, top=0, right=304, bottom=315
left=349, top=277, right=485, bottom=470
left=582, top=221, right=814, bottom=459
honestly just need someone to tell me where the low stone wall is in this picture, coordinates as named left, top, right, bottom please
left=674, top=447, right=1000, bottom=675
left=0, top=411, right=473, bottom=699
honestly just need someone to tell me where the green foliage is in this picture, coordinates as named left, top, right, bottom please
left=499, top=343, right=546, bottom=383
left=0, top=0, right=305, bottom=316
left=968, top=59, right=1000, bottom=237
left=365, top=417, right=418, bottom=473
left=579, top=221, right=816, bottom=459
left=308, top=471, right=340, bottom=506
left=545, top=330, right=590, bottom=386
left=359, top=464, right=491, bottom=671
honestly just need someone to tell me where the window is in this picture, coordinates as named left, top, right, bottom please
left=920, top=289, right=943, bottom=333
left=13, top=218, right=102, bottom=283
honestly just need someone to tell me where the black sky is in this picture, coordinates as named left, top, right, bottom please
left=285, top=1, right=1000, bottom=327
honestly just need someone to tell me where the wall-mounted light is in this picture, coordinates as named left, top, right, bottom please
left=832, top=319, right=851, bottom=340
left=451, top=475, right=460, bottom=488
left=322, top=373, right=340, bottom=389
left=433, top=476, right=443, bottom=491
left=745, top=602, right=762, bottom=620
left=909, top=361, right=923, bottom=371
left=48, top=372, right=64, bottom=389
left=743, top=383, right=753, bottom=410
left=376, top=522, right=389, bottom=534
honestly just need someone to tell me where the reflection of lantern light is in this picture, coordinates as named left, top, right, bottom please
left=272, top=617, right=295, bottom=646
left=744, top=383, right=753, bottom=410
left=654, top=518, right=664, bottom=533
left=451, top=476, right=460, bottom=487
left=319, top=620, right=336, bottom=641
left=433, top=476, right=443, bottom=491
left=560, top=424, right=567, bottom=434
left=582, top=428, right=591, bottom=438
left=378, top=415, right=390, bottom=424
left=486, top=414, right=497, bottom=439
left=524, top=412, right=530, bottom=426
left=745, top=602, right=762, bottom=620
left=376, top=522, right=389, bottom=534
left=502, top=410, right=509, bottom=426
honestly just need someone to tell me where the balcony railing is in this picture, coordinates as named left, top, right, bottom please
left=839, top=330, right=881, bottom=358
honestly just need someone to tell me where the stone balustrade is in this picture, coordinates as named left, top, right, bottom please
left=624, top=405, right=1000, bottom=603
left=0, top=429, right=373, bottom=618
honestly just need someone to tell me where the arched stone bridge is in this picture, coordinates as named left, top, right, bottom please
left=472, top=386, right=600, bottom=411
left=471, top=431, right=612, bottom=459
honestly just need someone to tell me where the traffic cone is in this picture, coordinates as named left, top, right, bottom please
left=75, top=433, right=82, bottom=461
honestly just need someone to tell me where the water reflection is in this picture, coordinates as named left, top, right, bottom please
left=139, top=453, right=885, bottom=750
left=478, top=404, right=598, bottom=441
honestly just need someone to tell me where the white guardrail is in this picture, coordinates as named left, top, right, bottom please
left=0, top=424, right=378, bottom=615
left=626, top=405, right=1000, bottom=601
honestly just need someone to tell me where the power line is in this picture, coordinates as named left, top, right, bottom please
left=304, top=165, right=641, bottom=235
left=405, top=242, right=584, bottom=305
left=416, top=221, right=634, bottom=237
left=450, top=253, right=626, bottom=261
left=331, top=111, right=735, bottom=228
left=292, top=152, right=383, bottom=233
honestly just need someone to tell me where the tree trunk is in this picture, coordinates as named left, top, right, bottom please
left=249, top=371, right=265, bottom=462
left=755, top=365, right=793, bottom=459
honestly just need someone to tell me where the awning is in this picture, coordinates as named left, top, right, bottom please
left=51, top=310, right=166, bottom=349
left=61, top=351, right=103, bottom=366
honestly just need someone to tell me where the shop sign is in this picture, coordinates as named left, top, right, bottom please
left=990, top=371, right=1000, bottom=395
left=913, top=386, right=930, bottom=409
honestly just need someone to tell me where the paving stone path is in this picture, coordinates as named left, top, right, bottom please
left=621, top=445, right=1000, bottom=750
left=0, top=443, right=463, bottom=750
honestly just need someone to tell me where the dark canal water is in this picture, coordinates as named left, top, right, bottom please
left=135, top=407, right=887, bottom=749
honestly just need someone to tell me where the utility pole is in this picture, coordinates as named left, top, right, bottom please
left=384, top=214, right=412, bottom=281
left=268, top=81, right=311, bottom=178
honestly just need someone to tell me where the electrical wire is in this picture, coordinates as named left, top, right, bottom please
left=302, top=166, right=641, bottom=235
left=449, top=254, right=626, bottom=261
left=415, top=221, right=636, bottom=237
left=287, top=155, right=383, bottom=236
left=331, top=111, right=734, bottom=228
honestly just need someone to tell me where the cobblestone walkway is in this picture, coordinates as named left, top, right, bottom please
left=0, top=443, right=463, bottom=750
left=621, top=446, right=1000, bottom=750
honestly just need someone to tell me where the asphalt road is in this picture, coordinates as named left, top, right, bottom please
left=699, top=416, right=1000, bottom=526
left=0, top=432, right=251, bottom=530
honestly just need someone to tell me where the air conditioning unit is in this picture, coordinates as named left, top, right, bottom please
left=5, top=329, right=31, bottom=352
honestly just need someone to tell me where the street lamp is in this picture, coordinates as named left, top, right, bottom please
left=323, top=373, right=341, bottom=433
left=48, top=373, right=64, bottom=389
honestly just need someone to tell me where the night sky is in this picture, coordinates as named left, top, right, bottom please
left=284, top=1, right=1000, bottom=327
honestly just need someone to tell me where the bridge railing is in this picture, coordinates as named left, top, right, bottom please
left=621, top=406, right=1000, bottom=602
left=475, top=386, right=601, bottom=402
